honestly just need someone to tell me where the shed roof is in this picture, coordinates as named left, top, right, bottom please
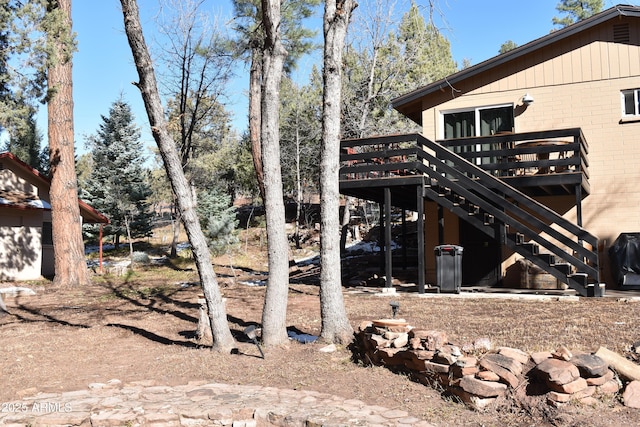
left=0, top=152, right=109, bottom=224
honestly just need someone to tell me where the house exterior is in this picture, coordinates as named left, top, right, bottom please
left=340, top=5, right=640, bottom=295
left=0, top=152, right=109, bottom=281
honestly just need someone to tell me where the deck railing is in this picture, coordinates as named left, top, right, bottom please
left=340, top=128, right=589, bottom=181
left=436, top=128, right=589, bottom=179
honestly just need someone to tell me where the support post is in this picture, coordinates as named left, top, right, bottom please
left=417, top=185, right=425, bottom=293
left=401, top=207, right=407, bottom=270
left=575, top=184, right=583, bottom=228
left=438, top=205, right=444, bottom=245
left=384, top=187, right=392, bottom=288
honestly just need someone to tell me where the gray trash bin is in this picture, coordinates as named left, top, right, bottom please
left=435, top=245, right=463, bottom=293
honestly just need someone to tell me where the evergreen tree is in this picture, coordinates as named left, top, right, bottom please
left=82, top=97, right=153, bottom=248
left=1, top=105, right=47, bottom=173
left=499, top=40, right=518, bottom=54
left=196, top=188, right=239, bottom=255
left=552, top=0, right=603, bottom=28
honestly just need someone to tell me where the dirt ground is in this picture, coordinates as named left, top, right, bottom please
left=2, top=232, right=640, bottom=426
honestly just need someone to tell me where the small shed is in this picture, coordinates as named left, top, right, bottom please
left=0, top=152, right=109, bottom=280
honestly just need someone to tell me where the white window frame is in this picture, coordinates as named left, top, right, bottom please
left=621, top=89, right=640, bottom=117
left=439, top=103, right=514, bottom=140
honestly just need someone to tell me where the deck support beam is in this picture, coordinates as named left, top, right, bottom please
left=384, top=187, right=393, bottom=288
left=417, top=184, right=425, bottom=293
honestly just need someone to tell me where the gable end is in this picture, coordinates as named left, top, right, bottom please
left=613, top=23, right=630, bottom=43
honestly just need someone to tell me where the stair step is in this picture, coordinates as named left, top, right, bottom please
left=551, top=263, right=573, bottom=275
left=453, top=195, right=466, bottom=206
left=568, top=273, right=589, bottom=288
left=587, top=283, right=606, bottom=297
left=519, top=242, right=539, bottom=255
left=483, top=213, right=494, bottom=225
left=514, top=233, right=525, bottom=245
left=468, top=205, right=480, bottom=216
left=539, top=253, right=556, bottom=264
left=438, top=187, right=452, bottom=197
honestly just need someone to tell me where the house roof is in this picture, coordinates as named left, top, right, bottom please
left=392, top=4, right=640, bottom=125
left=0, top=152, right=109, bottom=224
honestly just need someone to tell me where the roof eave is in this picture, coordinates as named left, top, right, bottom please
left=392, top=5, right=640, bottom=112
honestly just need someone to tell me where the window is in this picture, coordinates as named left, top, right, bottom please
left=42, top=222, right=53, bottom=245
left=441, top=105, right=514, bottom=166
left=622, top=89, right=640, bottom=117
left=442, top=105, right=514, bottom=139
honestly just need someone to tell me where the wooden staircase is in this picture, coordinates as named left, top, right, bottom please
left=414, top=135, right=603, bottom=297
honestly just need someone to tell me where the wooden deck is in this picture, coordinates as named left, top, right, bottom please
left=340, top=128, right=590, bottom=203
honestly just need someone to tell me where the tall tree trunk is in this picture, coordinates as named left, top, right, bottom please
left=120, top=0, right=235, bottom=352
left=320, top=0, right=357, bottom=344
left=48, top=0, right=90, bottom=288
left=259, top=0, right=289, bottom=346
left=249, top=47, right=265, bottom=202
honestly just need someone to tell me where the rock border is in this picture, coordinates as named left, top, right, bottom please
left=353, top=319, right=640, bottom=410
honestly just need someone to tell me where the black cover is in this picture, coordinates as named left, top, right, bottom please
left=609, top=233, right=640, bottom=285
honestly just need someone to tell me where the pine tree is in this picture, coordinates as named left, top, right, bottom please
left=196, top=188, right=239, bottom=255
left=552, top=0, right=603, bottom=28
left=82, top=97, right=153, bottom=249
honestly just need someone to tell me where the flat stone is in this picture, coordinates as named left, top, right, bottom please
left=377, top=347, right=405, bottom=366
left=570, top=353, right=609, bottom=377
left=433, top=350, right=457, bottom=365
left=598, top=378, right=621, bottom=395
left=548, top=377, right=588, bottom=394
left=498, top=347, right=530, bottom=365
left=451, top=364, right=479, bottom=377
left=553, top=345, right=573, bottom=361
left=383, top=331, right=403, bottom=340
left=408, top=330, right=448, bottom=351
left=392, top=334, right=409, bottom=348
left=476, top=370, right=501, bottom=382
left=531, top=351, right=553, bottom=365
left=456, top=356, right=478, bottom=367
left=623, top=380, right=640, bottom=408
left=412, top=350, right=436, bottom=360
left=369, top=334, right=390, bottom=348
left=441, top=344, right=462, bottom=357
left=535, top=358, right=580, bottom=385
left=479, top=355, right=521, bottom=387
left=409, top=337, right=423, bottom=350
left=459, top=376, right=507, bottom=398
left=548, top=391, right=573, bottom=403
left=424, top=361, right=450, bottom=374
left=358, top=320, right=372, bottom=332
left=481, top=353, right=523, bottom=376
left=586, top=369, right=614, bottom=386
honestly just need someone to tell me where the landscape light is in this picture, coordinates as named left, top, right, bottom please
left=390, top=301, right=400, bottom=318
left=244, top=325, right=264, bottom=359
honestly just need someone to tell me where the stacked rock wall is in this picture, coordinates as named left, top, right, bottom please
left=353, top=319, right=634, bottom=410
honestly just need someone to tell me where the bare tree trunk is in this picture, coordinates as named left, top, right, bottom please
left=249, top=47, right=265, bottom=201
left=294, top=125, right=302, bottom=249
left=120, top=0, right=235, bottom=352
left=319, top=0, right=357, bottom=344
left=259, top=0, right=289, bottom=346
left=170, top=205, right=180, bottom=258
left=48, top=0, right=90, bottom=288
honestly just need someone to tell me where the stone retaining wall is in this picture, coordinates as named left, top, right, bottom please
left=353, top=319, right=640, bottom=410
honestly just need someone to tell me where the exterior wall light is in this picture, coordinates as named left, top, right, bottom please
left=390, top=301, right=400, bottom=318
left=522, top=93, right=534, bottom=105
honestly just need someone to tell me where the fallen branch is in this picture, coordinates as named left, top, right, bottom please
left=595, top=346, right=640, bottom=381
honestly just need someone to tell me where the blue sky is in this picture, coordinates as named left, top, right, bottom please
left=37, top=0, right=636, bottom=157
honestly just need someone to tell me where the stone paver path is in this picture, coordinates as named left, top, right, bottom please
left=0, top=380, right=436, bottom=426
